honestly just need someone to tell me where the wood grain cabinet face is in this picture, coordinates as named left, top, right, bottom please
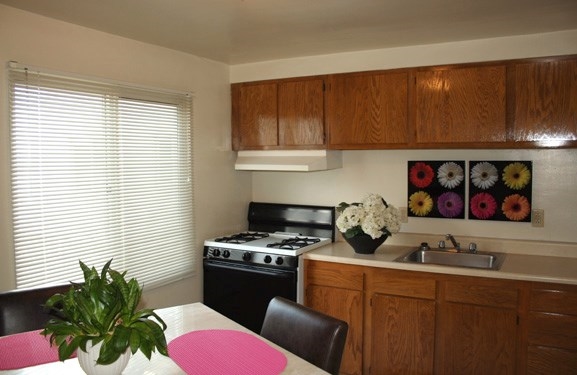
left=512, top=58, right=577, bottom=144
left=304, top=261, right=364, bottom=375
left=305, top=261, right=577, bottom=375
left=436, top=279, right=520, bottom=375
left=526, top=283, right=577, bottom=374
left=278, top=79, right=325, bottom=147
left=231, top=79, right=325, bottom=150
left=365, top=268, right=436, bottom=375
left=231, top=55, right=577, bottom=151
left=414, top=65, right=507, bottom=144
left=326, top=71, right=409, bottom=149
left=370, top=293, right=435, bottom=375
left=234, top=82, right=278, bottom=148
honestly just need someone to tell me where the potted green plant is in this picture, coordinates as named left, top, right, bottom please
left=41, top=259, right=168, bottom=374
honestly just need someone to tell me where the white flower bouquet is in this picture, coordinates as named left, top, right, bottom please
left=336, top=193, right=401, bottom=240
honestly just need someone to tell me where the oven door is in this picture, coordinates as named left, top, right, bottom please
left=203, top=259, right=297, bottom=333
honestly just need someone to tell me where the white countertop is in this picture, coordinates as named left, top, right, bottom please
left=305, top=241, right=577, bottom=285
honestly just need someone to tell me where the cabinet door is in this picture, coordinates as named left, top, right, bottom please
left=305, top=261, right=363, bottom=375
left=415, top=65, right=507, bottom=144
left=235, top=82, right=278, bottom=148
left=437, top=278, right=519, bottom=374
left=326, top=71, right=409, bottom=148
left=370, top=293, right=435, bottom=375
left=232, top=79, right=326, bottom=150
left=513, top=58, right=577, bottom=144
left=436, top=302, right=518, bottom=374
left=306, top=285, right=363, bottom=375
left=278, top=79, right=325, bottom=147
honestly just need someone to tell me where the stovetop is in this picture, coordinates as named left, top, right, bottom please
left=203, top=202, right=335, bottom=269
left=204, top=231, right=331, bottom=256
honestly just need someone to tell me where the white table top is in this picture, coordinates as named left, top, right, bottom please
left=0, top=303, right=328, bottom=374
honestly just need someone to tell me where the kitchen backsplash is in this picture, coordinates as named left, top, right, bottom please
left=251, top=148, right=577, bottom=254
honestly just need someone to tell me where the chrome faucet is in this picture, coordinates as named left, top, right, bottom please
left=445, top=234, right=460, bottom=251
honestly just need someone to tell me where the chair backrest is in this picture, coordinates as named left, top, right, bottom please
left=0, top=284, right=71, bottom=336
left=260, top=296, right=348, bottom=375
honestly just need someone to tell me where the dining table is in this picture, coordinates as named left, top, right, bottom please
left=0, top=302, right=328, bottom=374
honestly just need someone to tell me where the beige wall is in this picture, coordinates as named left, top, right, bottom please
left=0, top=5, right=253, bottom=306
left=231, top=30, right=577, bottom=249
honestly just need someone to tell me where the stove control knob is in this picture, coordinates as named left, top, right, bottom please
left=275, top=257, right=284, bottom=265
left=212, top=249, right=221, bottom=257
left=242, top=252, right=252, bottom=262
left=222, top=250, right=230, bottom=258
left=264, top=255, right=272, bottom=264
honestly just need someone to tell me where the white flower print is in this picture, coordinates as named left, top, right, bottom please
left=437, top=162, right=464, bottom=189
left=471, top=162, right=498, bottom=190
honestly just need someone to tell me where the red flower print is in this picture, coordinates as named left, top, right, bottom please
left=409, top=162, right=434, bottom=188
left=470, top=192, right=497, bottom=220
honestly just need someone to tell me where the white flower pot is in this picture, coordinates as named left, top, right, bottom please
left=77, top=340, right=131, bottom=375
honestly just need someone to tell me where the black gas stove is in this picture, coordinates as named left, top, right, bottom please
left=203, top=202, right=335, bottom=332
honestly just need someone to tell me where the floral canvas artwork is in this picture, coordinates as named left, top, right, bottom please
left=468, top=161, right=532, bottom=222
left=407, top=161, right=466, bottom=219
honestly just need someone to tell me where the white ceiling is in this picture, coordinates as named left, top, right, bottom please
left=2, top=0, right=577, bottom=64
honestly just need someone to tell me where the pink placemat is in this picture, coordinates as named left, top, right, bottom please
left=168, top=329, right=287, bottom=375
left=0, top=329, right=74, bottom=370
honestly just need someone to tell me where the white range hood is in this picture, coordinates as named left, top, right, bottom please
left=234, top=150, right=342, bottom=172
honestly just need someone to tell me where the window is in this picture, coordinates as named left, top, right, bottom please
left=8, top=63, right=195, bottom=289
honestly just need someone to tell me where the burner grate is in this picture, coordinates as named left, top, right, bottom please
left=215, top=232, right=269, bottom=244
left=266, top=237, right=321, bottom=250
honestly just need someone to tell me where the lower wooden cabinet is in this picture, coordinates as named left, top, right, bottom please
left=436, top=278, right=520, bottom=374
left=304, top=260, right=577, bottom=375
left=365, top=267, right=436, bottom=375
left=370, top=294, right=435, bottom=375
left=526, top=282, right=577, bottom=375
left=304, top=260, right=364, bottom=375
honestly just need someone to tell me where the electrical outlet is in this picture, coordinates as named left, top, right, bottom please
left=531, top=209, right=544, bottom=227
left=399, top=207, right=408, bottom=223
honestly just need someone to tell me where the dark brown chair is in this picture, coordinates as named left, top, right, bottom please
left=0, top=284, right=71, bottom=336
left=260, top=296, right=348, bottom=375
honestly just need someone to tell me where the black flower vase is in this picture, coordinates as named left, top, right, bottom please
left=344, top=233, right=387, bottom=254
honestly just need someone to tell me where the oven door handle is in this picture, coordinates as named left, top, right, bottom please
left=203, top=260, right=295, bottom=278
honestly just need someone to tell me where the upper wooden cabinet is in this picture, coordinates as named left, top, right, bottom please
left=231, top=54, right=577, bottom=150
left=511, top=57, right=577, bottom=145
left=325, top=71, right=409, bottom=149
left=231, top=77, right=325, bottom=150
left=414, top=64, right=507, bottom=145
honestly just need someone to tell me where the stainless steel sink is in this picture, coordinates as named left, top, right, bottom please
left=394, top=248, right=506, bottom=270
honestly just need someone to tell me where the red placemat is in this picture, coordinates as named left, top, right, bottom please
left=0, top=329, right=73, bottom=370
left=168, top=329, right=287, bottom=375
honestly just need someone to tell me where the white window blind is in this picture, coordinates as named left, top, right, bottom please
left=8, top=63, right=195, bottom=290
